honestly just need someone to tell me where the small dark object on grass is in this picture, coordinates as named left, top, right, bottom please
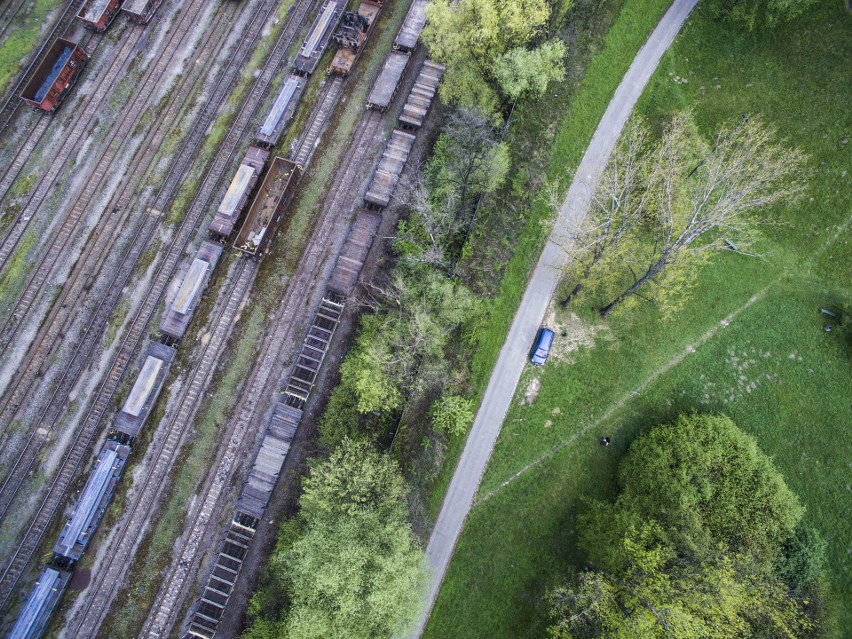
left=601, top=436, right=610, bottom=446
left=824, top=325, right=833, bottom=332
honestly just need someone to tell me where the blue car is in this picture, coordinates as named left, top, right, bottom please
left=530, top=328, right=555, bottom=365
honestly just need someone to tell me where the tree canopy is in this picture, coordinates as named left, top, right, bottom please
left=244, top=440, right=425, bottom=639
left=549, top=414, right=829, bottom=638
left=422, top=0, right=566, bottom=113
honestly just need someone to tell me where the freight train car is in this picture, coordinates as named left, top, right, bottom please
left=19, top=38, right=88, bottom=112
left=292, top=0, right=347, bottom=76
left=160, top=241, right=223, bottom=341
left=121, top=0, right=163, bottom=23
left=328, top=0, right=382, bottom=76
left=209, top=146, right=269, bottom=237
left=234, top=157, right=300, bottom=258
left=328, top=210, right=381, bottom=296
left=366, top=50, right=409, bottom=111
left=76, top=0, right=123, bottom=31
left=256, top=75, right=305, bottom=148
left=393, top=0, right=428, bottom=53
left=53, top=441, right=131, bottom=561
left=113, top=342, right=176, bottom=439
left=364, top=129, right=416, bottom=207
left=7, top=567, right=71, bottom=639
left=399, top=60, right=444, bottom=129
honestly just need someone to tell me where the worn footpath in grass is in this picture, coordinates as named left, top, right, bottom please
left=424, top=3, right=851, bottom=638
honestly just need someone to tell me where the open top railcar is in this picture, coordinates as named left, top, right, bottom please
left=112, top=342, right=176, bottom=439
left=76, top=0, right=123, bottom=31
left=20, top=38, right=88, bottom=112
left=121, top=0, right=164, bottom=23
left=292, top=0, right=347, bottom=76
left=160, top=241, right=223, bottom=341
left=394, top=0, right=428, bottom=53
left=234, top=157, right=300, bottom=258
left=328, top=0, right=382, bottom=76
left=399, top=60, right=444, bottom=129
left=366, top=50, right=409, bottom=111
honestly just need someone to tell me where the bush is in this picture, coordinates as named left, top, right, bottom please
left=431, top=394, right=475, bottom=436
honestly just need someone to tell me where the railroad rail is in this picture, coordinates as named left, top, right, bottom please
left=0, top=0, right=320, bottom=627
left=168, top=106, right=386, bottom=639
left=0, top=0, right=233, bottom=523
left=0, top=0, right=295, bottom=611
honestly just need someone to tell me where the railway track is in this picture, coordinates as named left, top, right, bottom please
left=0, top=0, right=319, bottom=615
left=0, top=0, right=231, bottom=517
left=65, top=258, right=257, bottom=638
left=151, top=88, right=387, bottom=639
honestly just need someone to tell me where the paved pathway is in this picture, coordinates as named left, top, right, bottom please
left=408, top=0, right=700, bottom=635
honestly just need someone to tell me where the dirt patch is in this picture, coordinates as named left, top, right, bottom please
left=543, top=305, right=611, bottom=363
left=522, top=376, right=541, bottom=405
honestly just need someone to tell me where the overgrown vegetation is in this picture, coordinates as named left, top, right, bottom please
left=548, top=415, right=828, bottom=638
left=0, top=0, right=62, bottom=94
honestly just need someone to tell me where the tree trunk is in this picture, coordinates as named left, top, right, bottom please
left=600, top=259, right=667, bottom=317
left=560, top=281, right=584, bottom=309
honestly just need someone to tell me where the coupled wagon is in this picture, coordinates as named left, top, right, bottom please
left=160, top=241, right=223, bottom=341
left=210, top=146, right=269, bottom=237
left=234, top=157, right=300, bottom=258
left=256, top=75, right=304, bottom=148
left=76, top=0, right=123, bottom=31
left=292, top=0, right=347, bottom=76
left=112, top=342, right=176, bottom=439
left=366, top=50, right=409, bottom=111
left=393, top=0, right=428, bottom=53
left=20, top=38, right=88, bottom=112
left=122, top=0, right=164, bottom=23
left=328, top=0, right=382, bottom=76
left=8, top=567, right=71, bottom=639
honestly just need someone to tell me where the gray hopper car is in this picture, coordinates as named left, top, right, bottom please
left=113, top=342, right=176, bottom=438
left=292, top=0, right=347, bottom=76
left=256, top=75, right=305, bottom=147
left=209, top=145, right=269, bottom=238
left=53, top=441, right=131, bottom=561
left=121, top=0, right=164, bottom=23
left=8, top=567, right=71, bottom=639
left=159, top=240, right=223, bottom=340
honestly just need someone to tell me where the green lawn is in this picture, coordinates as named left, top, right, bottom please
left=424, top=3, right=851, bottom=638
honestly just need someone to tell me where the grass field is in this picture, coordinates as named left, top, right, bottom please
left=423, top=3, right=851, bottom=638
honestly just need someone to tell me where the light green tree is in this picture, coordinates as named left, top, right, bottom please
left=422, top=0, right=563, bottom=112
left=549, top=522, right=812, bottom=639
left=493, top=40, right=568, bottom=101
left=280, top=440, right=425, bottom=639
left=431, top=394, right=475, bottom=436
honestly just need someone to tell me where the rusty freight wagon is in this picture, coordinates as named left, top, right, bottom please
left=364, top=129, right=416, bottom=207
left=393, top=0, right=427, bottom=53
left=328, top=0, right=382, bottom=76
left=20, top=38, right=87, bottom=112
left=329, top=210, right=381, bottom=296
left=256, top=75, right=304, bottom=148
left=121, top=0, right=163, bottom=23
left=399, top=60, right=444, bottom=129
left=234, top=157, right=300, bottom=258
left=366, top=50, right=409, bottom=111
left=76, top=0, right=123, bottom=31
left=292, top=0, right=346, bottom=76
left=209, top=146, right=269, bottom=237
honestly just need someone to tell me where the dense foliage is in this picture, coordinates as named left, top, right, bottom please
left=242, top=440, right=424, bottom=639
left=549, top=414, right=829, bottom=638
left=422, top=0, right=567, bottom=114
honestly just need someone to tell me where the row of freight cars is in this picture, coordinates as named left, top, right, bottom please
left=184, top=8, right=442, bottom=639
left=19, top=0, right=165, bottom=111
left=9, top=0, right=436, bottom=636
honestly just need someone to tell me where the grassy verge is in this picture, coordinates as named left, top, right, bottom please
left=424, top=3, right=851, bottom=638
